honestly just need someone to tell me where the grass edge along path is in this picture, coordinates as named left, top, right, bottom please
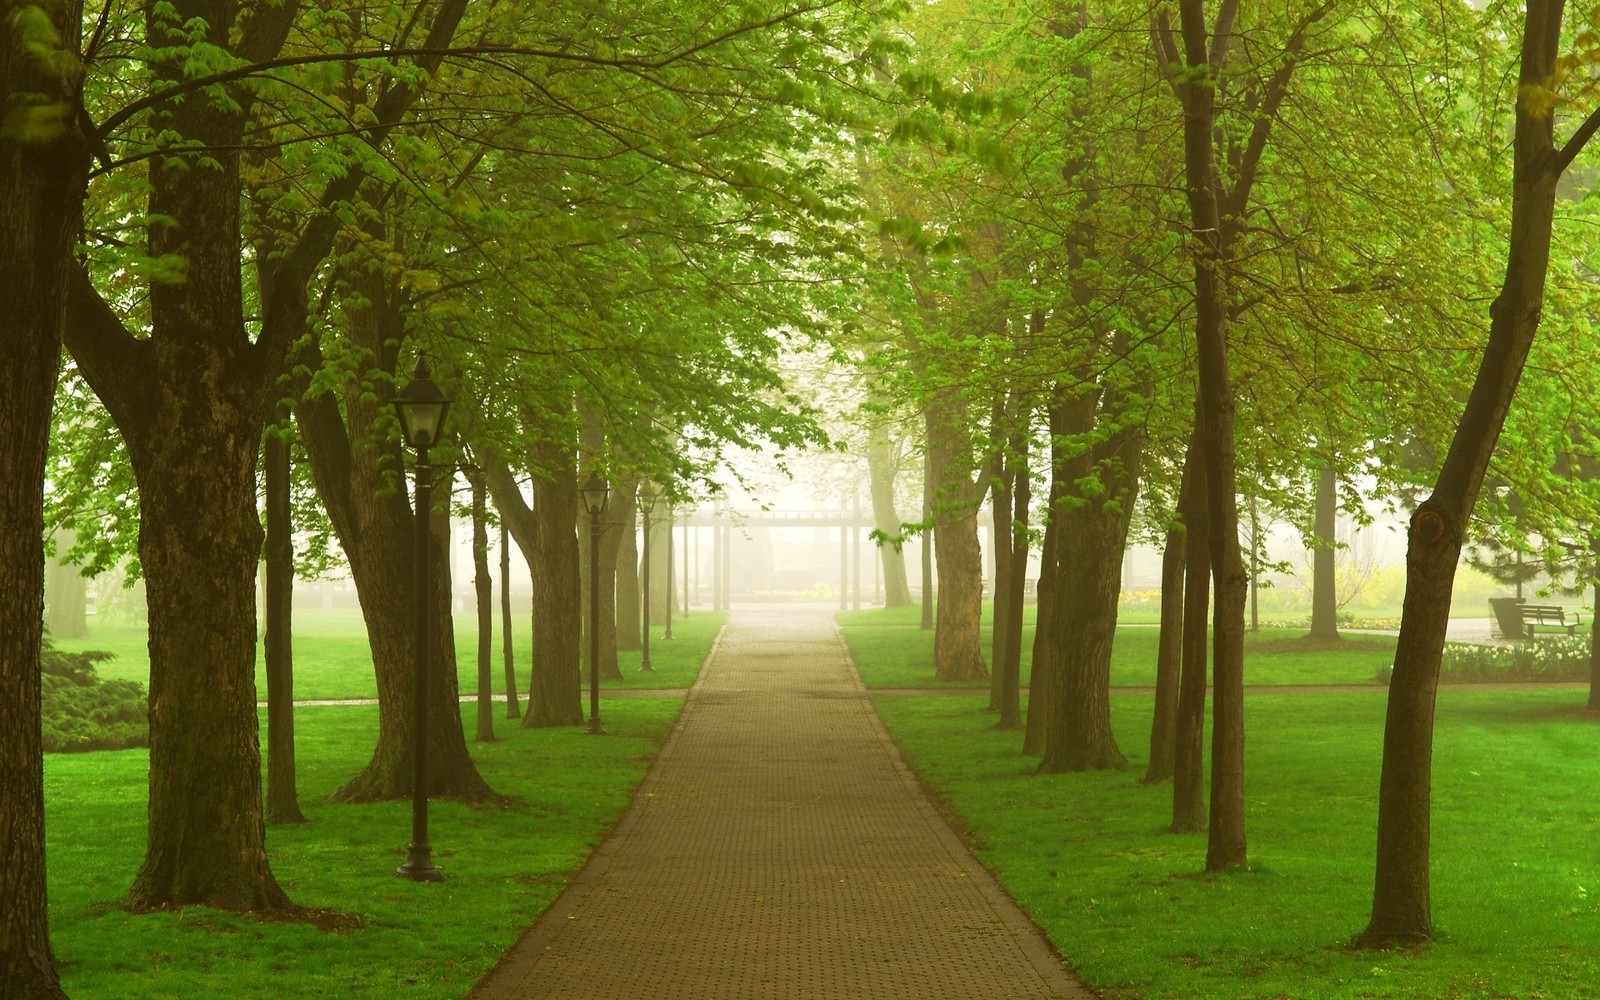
left=866, top=688, right=1600, bottom=1000
left=45, top=619, right=725, bottom=1000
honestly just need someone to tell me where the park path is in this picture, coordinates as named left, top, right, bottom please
left=467, top=604, right=1092, bottom=1000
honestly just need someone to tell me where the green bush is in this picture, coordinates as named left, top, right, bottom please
left=41, top=642, right=146, bottom=753
left=1440, top=636, right=1591, bottom=682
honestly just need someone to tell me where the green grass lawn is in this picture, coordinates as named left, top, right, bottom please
left=838, top=605, right=1398, bottom=688
left=53, top=606, right=724, bottom=701
left=47, top=695, right=686, bottom=999
left=870, top=688, right=1600, bottom=1000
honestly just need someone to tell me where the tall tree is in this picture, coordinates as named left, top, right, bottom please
left=0, top=0, right=87, bottom=988
left=262, top=424, right=305, bottom=824
left=1360, top=0, right=1598, bottom=945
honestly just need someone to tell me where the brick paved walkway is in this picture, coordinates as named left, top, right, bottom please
left=468, top=604, right=1093, bottom=999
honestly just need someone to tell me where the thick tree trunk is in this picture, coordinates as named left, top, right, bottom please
left=1172, top=434, right=1209, bottom=833
left=1361, top=3, right=1566, bottom=945
left=263, top=430, right=306, bottom=824
left=1038, top=389, right=1145, bottom=773
left=925, top=387, right=988, bottom=680
left=470, top=467, right=496, bottom=743
left=1310, top=463, right=1340, bottom=641
left=0, top=14, right=84, bottom=982
left=485, top=440, right=584, bottom=728
left=64, top=0, right=295, bottom=908
left=292, top=320, right=492, bottom=804
left=500, top=523, right=521, bottom=720
left=1144, top=520, right=1186, bottom=784
left=867, top=417, right=913, bottom=607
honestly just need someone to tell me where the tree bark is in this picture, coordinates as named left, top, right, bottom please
left=924, top=386, right=988, bottom=680
left=1023, top=395, right=1070, bottom=756
left=995, top=432, right=1030, bottom=731
left=1144, top=519, right=1186, bottom=784
left=0, top=5, right=85, bottom=982
left=63, top=0, right=301, bottom=910
left=988, top=400, right=1015, bottom=713
left=1361, top=1, right=1568, bottom=945
left=1038, top=387, right=1146, bottom=773
left=291, top=295, right=492, bottom=805
left=1309, top=462, right=1340, bottom=640
left=485, top=439, right=584, bottom=728
left=470, top=467, right=496, bottom=743
left=263, top=430, right=306, bottom=824
left=615, top=483, right=641, bottom=651
left=500, top=523, right=521, bottom=720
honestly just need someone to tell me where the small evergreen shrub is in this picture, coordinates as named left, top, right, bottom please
left=41, top=642, right=147, bottom=753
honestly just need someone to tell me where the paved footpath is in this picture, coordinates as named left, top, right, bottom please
left=468, top=605, right=1093, bottom=1000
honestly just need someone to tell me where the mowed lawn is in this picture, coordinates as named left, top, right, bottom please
left=54, top=605, right=723, bottom=699
left=843, top=608, right=1600, bottom=999
left=44, top=606, right=727, bottom=1000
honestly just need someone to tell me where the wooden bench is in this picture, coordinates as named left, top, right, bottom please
left=1518, top=604, right=1582, bottom=637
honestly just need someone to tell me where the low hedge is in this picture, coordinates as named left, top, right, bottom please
left=41, top=642, right=146, bottom=753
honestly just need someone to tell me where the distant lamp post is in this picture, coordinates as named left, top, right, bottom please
left=638, top=481, right=657, bottom=672
left=392, top=354, right=451, bottom=883
left=580, top=473, right=611, bottom=735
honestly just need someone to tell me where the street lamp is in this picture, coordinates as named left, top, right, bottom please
left=392, top=354, right=451, bottom=883
left=638, top=481, right=656, bottom=672
left=580, top=473, right=610, bottom=735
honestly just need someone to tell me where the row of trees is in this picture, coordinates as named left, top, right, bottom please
left=8, top=0, right=1600, bottom=995
left=1, top=0, right=898, bottom=995
left=846, top=0, right=1600, bottom=954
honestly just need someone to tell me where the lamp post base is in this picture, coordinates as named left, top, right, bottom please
left=395, top=845, right=445, bottom=882
left=585, top=719, right=606, bottom=735
left=640, top=658, right=653, bottom=672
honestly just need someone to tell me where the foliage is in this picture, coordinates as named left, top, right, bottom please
left=39, top=641, right=145, bottom=753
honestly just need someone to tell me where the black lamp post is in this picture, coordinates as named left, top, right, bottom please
left=392, top=354, right=451, bottom=883
left=580, top=473, right=610, bottom=734
left=638, top=481, right=656, bottom=672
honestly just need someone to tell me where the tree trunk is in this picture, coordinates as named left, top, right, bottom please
left=1361, top=2, right=1567, bottom=945
left=920, top=451, right=935, bottom=631
left=1038, top=388, right=1146, bottom=773
left=1022, top=396, right=1071, bottom=757
left=615, top=483, right=641, bottom=651
left=988, top=420, right=1014, bottom=712
left=1172, top=433, right=1209, bottom=833
left=64, top=0, right=296, bottom=907
left=470, top=467, right=496, bottom=743
left=0, top=10, right=84, bottom=981
left=263, top=430, right=306, bottom=824
left=867, top=417, right=913, bottom=607
left=995, top=437, right=1029, bottom=731
left=485, top=440, right=584, bottom=728
left=291, top=304, right=492, bottom=805
left=500, top=523, right=520, bottom=720
left=1144, top=520, right=1186, bottom=784
left=1175, top=0, right=1250, bottom=872
left=925, top=387, right=988, bottom=680
left=1310, top=462, right=1340, bottom=641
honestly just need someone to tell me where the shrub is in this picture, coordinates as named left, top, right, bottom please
left=41, top=641, right=147, bottom=753
left=1440, top=636, right=1591, bottom=683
